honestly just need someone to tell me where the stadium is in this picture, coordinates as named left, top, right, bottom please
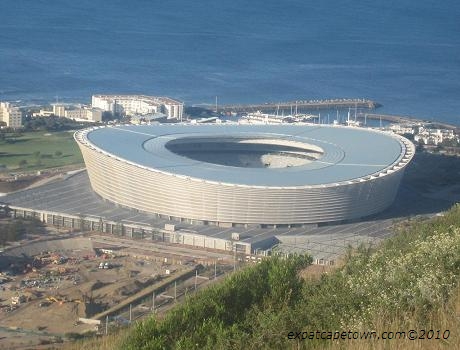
left=74, top=124, right=414, bottom=227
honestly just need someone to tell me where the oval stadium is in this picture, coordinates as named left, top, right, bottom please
left=74, top=124, right=414, bottom=227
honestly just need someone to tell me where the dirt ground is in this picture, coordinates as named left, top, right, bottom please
left=0, top=234, right=200, bottom=349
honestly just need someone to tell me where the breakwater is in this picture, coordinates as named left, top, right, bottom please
left=362, top=113, right=459, bottom=131
left=218, top=98, right=380, bottom=114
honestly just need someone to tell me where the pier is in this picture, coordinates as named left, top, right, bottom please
left=361, top=113, right=460, bottom=131
left=360, top=113, right=423, bottom=124
left=217, top=98, right=380, bottom=114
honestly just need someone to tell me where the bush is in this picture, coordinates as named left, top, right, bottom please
left=40, top=153, right=53, bottom=159
left=109, top=205, right=460, bottom=350
left=122, top=255, right=312, bottom=350
left=66, top=332, right=85, bottom=340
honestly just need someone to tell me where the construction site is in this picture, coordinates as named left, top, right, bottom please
left=0, top=228, right=237, bottom=349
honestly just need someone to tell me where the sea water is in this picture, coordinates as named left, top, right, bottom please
left=0, top=0, right=458, bottom=124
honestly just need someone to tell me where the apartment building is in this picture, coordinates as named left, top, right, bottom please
left=92, top=94, right=183, bottom=120
left=0, top=102, right=22, bottom=128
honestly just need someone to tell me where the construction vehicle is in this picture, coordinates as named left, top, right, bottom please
left=39, top=301, right=51, bottom=307
left=11, top=295, right=26, bottom=305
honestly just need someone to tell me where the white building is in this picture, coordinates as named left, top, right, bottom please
left=240, top=111, right=316, bottom=124
left=32, top=109, right=54, bottom=117
left=0, top=102, right=22, bottom=128
left=65, top=107, right=102, bottom=122
left=92, top=95, right=184, bottom=120
left=52, top=105, right=66, bottom=118
left=414, top=127, right=458, bottom=145
left=52, top=104, right=102, bottom=122
left=388, top=124, right=416, bottom=135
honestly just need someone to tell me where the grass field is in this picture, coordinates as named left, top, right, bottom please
left=0, top=131, right=84, bottom=172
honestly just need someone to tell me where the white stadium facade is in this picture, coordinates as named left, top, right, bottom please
left=74, top=124, right=414, bottom=227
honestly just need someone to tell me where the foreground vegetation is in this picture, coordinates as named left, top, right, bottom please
left=0, top=130, right=83, bottom=172
left=68, top=205, right=460, bottom=350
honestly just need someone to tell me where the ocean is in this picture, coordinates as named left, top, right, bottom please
left=0, top=0, right=459, bottom=125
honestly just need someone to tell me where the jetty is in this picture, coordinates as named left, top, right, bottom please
left=217, top=98, right=380, bottom=114
left=362, top=113, right=460, bottom=131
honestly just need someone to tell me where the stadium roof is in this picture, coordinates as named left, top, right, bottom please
left=84, top=124, right=407, bottom=187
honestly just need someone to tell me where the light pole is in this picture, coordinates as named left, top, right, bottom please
left=233, top=242, right=237, bottom=272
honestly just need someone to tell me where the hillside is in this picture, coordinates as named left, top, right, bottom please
left=67, top=205, right=460, bottom=350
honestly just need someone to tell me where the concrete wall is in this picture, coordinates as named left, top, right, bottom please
left=8, top=206, right=251, bottom=254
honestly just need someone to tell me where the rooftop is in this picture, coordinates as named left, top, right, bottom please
left=92, top=95, right=183, bottom=105
left=79, top=124, right=412, bottom=187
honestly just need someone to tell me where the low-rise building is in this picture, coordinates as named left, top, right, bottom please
left=388, top=123, right=416, bottom=135
left=52, top=104, right=103, bottom=122
left=240, top=111, right=317, bottom=124
left=32, top=109, right=54, bottom=117
left=130, top=112, right=167, bottom=124
left=64, top=107, right=102, bottom=122
left=0, top=102, right=22, bottom=128
left=414, top=127, right=458, bottom=145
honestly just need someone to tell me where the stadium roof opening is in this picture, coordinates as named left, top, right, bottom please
left=164, top=136, right=323, bottom=168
